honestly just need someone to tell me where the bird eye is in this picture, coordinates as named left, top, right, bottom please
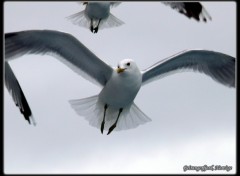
left=126, top=62, right=130, bottom=66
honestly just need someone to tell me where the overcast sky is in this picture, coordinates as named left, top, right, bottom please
left=4, top=1, right=236, bottom=174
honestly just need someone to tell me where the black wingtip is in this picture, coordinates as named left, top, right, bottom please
left=183, top=2, right=203, bottom=22
left=16, top=101, right=32, bottom=125
left=23, top=111, right=32, bottom=125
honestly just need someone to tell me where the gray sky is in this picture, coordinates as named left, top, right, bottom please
left=4, top=2, right=236, bottom=174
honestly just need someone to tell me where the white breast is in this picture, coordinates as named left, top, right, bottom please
left=98, top=70, right=142, bottom=108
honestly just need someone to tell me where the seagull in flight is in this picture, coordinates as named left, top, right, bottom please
left=67, top=2, right=124, bottom=33
left=67, top=2, right=211, bottom=33
left=5, top=30, right=235, bottom=134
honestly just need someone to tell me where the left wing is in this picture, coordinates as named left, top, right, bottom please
left=141, top=49, right=235, bottom=88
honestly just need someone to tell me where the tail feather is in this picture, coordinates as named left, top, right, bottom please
left=69, top=96, right=151, bottom=132
left=69, top=95, right=98, bottom=116
left=67, top=11, right=124, bottom=30
left=99, top=13, right=125, bottom=30
left=66, top=10, right=90, bottom=29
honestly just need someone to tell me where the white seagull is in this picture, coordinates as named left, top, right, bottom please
left=67, top=2, right=211, bottom=33
left=5, top=30, right=235, bottom=134
left=67, top=2, right=124, bottom=33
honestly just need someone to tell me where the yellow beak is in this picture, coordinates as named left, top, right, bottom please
left=116, top=68, right=125, bottom=73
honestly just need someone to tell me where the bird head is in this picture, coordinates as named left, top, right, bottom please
left=116, top=59, right=139, bottom=75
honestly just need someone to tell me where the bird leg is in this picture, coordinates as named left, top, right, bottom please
left=107, top=108, right=123, bottom=135
left=101, top=104, right=108, bottom=134
left=93, top=19, right=101, bottom=33
left=90, top=19, right=94, bottom=33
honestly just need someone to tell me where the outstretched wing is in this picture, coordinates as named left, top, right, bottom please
left=5, top=62, right=36, bottom=125
left=162, top=2, right=212, bottom=22
left=142, top=49, right=235, bottom=88
left=5, top=30, right=113, bottom=87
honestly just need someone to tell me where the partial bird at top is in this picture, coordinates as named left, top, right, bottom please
left=67, top=2, right=211, bottom=33
left=67, top=2, right=124, bottom=33
left=162, top=2, right=212, bottom=22
left=5, top=30, right=234, bottom=134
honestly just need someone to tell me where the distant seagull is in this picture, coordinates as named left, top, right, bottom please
left=67, top=2, right=124, bottom=33
left=162, top=2, right=212, bottom=22
left=67, top=2, right=211, bottom=33
left=5, top=30, right=235, bottom=134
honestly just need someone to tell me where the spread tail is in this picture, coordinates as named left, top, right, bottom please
left=69, top=96, right=151, bottom=131
left=66, top=10, right=90, bottom=29
left=99, top=13, right=125, bottom=30
left=66, top=11, right=124, bottom=30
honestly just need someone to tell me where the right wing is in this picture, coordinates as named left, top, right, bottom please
left=142, top=49, right=235, bottom=88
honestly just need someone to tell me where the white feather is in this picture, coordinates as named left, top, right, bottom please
left=69, top=96, right=151, bottom=131
left=99, top=13, right=125, bottom=30
left=66, top=10, right=90, bottom=29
